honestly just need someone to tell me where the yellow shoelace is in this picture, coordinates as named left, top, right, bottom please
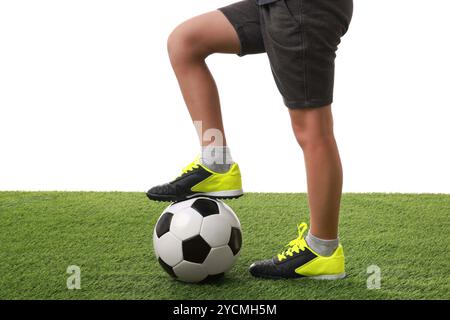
left=277, top=222, right=308, bottom=261
left=177, top=157, right=200, bottom=178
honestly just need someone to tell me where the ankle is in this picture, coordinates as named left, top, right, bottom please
left=306, top=231, right=339, bottom=257
left=200, top=146, right=233, bottom=173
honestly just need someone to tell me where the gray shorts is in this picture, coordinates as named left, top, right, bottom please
left=218, top=0, right=353, bottom=108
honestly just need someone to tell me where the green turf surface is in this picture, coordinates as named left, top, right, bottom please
left=0, top=192, right=449, bottom=300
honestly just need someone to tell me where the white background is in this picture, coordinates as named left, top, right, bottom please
left=0, top=0, right=449, bottom=193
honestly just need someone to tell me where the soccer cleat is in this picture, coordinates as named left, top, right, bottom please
left=249, top=223, right=346, bottom=280
left=147, top=157, right=243, bottom=202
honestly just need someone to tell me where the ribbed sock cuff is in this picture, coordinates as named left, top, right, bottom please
left=305, top=231, right=339, bottom=257
left=200, top=146, right=233, bottom=173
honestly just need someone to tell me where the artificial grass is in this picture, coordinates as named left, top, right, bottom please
left=0, top=192, right=448, bottom=300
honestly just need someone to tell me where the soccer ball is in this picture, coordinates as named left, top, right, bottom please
left=153, top=197, right=242, bottom=283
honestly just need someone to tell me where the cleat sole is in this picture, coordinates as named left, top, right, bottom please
left=146, top=190, right=244, bottom=203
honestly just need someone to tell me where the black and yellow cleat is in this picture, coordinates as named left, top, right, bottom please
left=249, top=223, right=346, bottom=280
left=147, top=157, right=243, bottom=202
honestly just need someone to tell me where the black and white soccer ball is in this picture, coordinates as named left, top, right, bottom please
left=153, top=197, right=242, bottom=283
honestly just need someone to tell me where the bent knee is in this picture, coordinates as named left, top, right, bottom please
left=167, top=23, right=212, bottom=65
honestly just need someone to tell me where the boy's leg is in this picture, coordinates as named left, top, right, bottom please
left=147, top=11, right=241, bottom=201
left=249, top=0, right=352, bottom=279
left=147, top=1, right=265, bottom=202
left=167, top=10, right=241, bottom=148
left=249, top=104, right=346, bottom=280
left=289, top=105, right=343, bottom=240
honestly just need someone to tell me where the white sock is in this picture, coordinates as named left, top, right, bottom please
left=305, top=231, right=339, bottom=257
left=200, top=146, right=233, bottom=173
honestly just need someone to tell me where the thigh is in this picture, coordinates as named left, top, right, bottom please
left=218, top=0, right=266, bottom=56
left=170, top=10, right=242, bottom=56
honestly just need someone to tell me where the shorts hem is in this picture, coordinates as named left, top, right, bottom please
left=283, top=98, right=333, bottom=109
